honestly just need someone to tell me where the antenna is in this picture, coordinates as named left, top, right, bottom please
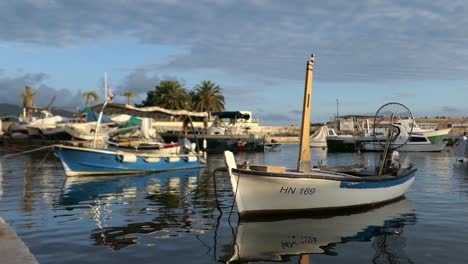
left=104, top=72, right=108, bottom=102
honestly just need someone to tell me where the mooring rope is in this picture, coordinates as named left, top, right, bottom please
left=0, top=145, right=56, bottom=159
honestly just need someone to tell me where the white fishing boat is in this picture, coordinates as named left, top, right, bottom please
left=223, top=54, right=417, bottom=217
left=310, top=126, right=336, bottom=148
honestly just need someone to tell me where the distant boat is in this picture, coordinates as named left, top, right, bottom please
left=222, top=55, right=417, bottom=217
left=327, top=118, right=451, bottom=152
left=362, top=124, right=447, bottom=152
left=310, top=126, right=336, bottom=148
left=54, top=103, right=208, bottom=176
left=160, top=111, right=280, bottom=153
left=227, top=199, right=414, bottom=263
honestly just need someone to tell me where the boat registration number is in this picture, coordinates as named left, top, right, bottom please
left=279, top=186, right=316, bottom=195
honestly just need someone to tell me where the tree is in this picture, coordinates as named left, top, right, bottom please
left=193, top=80, right=225, bottom=117
left=122, top=91, right=137, bottom=105
left=82, top=91, right=99, bottom=107
left=21, top=86, right=39, bottom=108
left=140, top=80, right=189, bottom=109
left=21, top=86, right=39, bottom=120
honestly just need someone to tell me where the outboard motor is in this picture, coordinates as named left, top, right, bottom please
left=178, top=138, right=192, bottom=154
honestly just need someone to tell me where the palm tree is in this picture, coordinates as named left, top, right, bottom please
left=82, top=91, right=99, bottom=107
left=193, top=80, right=225, bottom=118
left=21, top=86, right=39, bottom=108
left=122, top=91, right=137, bottom=105
left=141, top=80, right=189, bottom=109
left=21, top=86, right=39, bottom=120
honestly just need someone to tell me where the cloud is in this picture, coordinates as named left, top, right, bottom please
left=441, top=105, right=460, bottom=113
left=115, top=69, right=160, bottom=95
left=112, top=69, right=160, bottom=104
left=384, top=92, right=417, bottom=101
left=260, top=113, right=296, bottom=125
left=2, top=0, right=468, bottom=84
left=0, top=71, right=83, bottom=109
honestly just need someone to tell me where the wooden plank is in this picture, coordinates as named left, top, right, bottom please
left=250, top=165, right=286, bottom=173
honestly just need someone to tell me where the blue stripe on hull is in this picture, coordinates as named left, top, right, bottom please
left=339, top=173, right=415, bottom=189
left=54, top=147, right=205, bottom=175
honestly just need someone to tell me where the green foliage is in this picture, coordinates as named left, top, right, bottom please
left=193, top=80, right=225, bottom=115
left=82, top=90, right=99, bottom=107
left=21, top=86, right=39, bottom=108
left=140, top=80, right=189, bottom=110
left=122, top=91, right=137, bottom=105
left=139, top=80, right=225, bottom=117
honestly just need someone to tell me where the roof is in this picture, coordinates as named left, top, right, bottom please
left=211, top=111, right=250, bottom=120
left=91, top=103, right=209, bottom=118
left=337, top=115, right=379, bottom=119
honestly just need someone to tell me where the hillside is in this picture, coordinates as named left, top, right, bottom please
left=0, top=103, right=76, bottom=118
left=0, top=103, right=22, bottom=117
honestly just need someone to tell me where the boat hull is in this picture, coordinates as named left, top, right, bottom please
left=326, top=136, right=375, bottom=152
left=160, top=132, right=270, bottom=153
left=310, top=141, right=327, bottom=148
left=228, top=169, right=415, bottom=217
left=362, top=141, right=447, bottom=152
left=53, top=145, right=205, bottom=176
left=421, top=128, right=451, bottom=143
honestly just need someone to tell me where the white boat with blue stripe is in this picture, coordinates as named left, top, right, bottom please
left=224, top=151, right=416, bottom=217
left=222, top=54, right=417, bottom=217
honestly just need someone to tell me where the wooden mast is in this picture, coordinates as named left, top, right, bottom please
left=297, top=54, right=315, bottom=172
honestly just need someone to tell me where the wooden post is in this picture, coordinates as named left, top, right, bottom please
left=297, top=54, right=315, bottom=172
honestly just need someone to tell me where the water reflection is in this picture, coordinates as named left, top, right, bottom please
left=0, top=159, right=3, bottom=199
left=59, top=169, right=211, bottom=250
left=226, top=199, right=416, bottom=263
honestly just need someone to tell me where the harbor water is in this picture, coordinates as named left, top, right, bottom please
left=0, top=144, right=467, bottom=263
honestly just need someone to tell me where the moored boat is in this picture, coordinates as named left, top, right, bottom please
left=54, top=103, right=208, bottom=176
left=309, top=125, right=336, bottom=148
left=224, top=151, right=415, bottom=216
left=54, top=144, right=204, bottom=176
left=222, top=54, right=417, bottom=217
left=362, top=124, right=447, bottom=152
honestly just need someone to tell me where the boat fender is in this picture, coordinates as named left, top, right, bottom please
left=185, top=156, right=198, bottom=162
left=190, top=142, right=196, bottom=152
left=143, top=157, right=160, bottom=163
left=118, top=153, right=137, bottom=163
left=166, top=157, right=180, bottom=163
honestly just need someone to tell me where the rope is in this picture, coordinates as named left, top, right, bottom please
left=0, top=145, right=57, bottom=159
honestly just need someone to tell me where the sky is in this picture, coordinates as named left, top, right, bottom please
left=1, top=0, right=468, bottom=125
